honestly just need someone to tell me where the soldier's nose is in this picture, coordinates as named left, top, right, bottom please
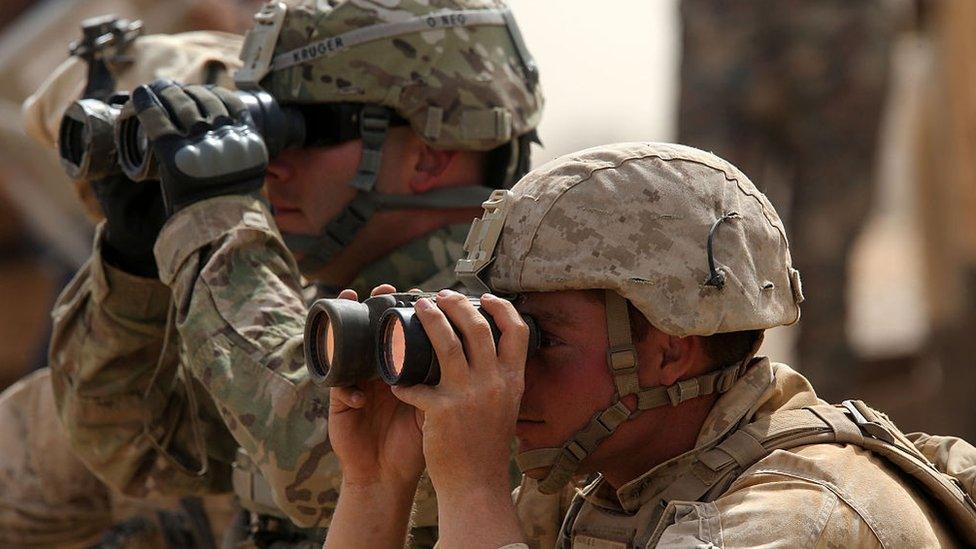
left=266, top=158, right=294, bottom=185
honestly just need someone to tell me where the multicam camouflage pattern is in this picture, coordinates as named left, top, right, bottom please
left=254, top=0, right=543, bottom=151
left=678, top=0, right=895, bottom=398
left=553, top=360, right=960, bottom=547
left=2, top=369, right=237, bottom=547
left=50, top=195, right=467, bottom=532
left=485, top=142, right=804, bottom=338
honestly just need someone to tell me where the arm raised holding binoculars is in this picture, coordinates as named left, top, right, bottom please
left=49, top=85, right=239, bottom=498
left=324, top=289, right=528, bottom=549
left=325, top=285, right=427, bottom=549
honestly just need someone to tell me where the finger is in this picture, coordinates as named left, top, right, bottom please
left=152, top=80, right=205, bottom=133
left=183, top=85, right=229, bottom=123
left=435, top=290, right=497, bottom=373
left=480, top=294, right=530, bottom=371
left=330, top=386, right=365, bottom=411
left=414, top=297, right=469, bottom=387
left=408, top=288, right=422, bottom=294
left=130, top=84, right=180, bottom=140
left=391, top=383, right=439, bottom=412
left=370, top=284, right=397, bottom=297
left=338, top=289, right=358, bottom=301
left=210, top=86, right=248, bottom=121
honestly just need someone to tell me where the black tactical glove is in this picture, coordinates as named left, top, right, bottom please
left=92, top=173, right=167, bottom=278
left=130, top=80, right=268, bottom=216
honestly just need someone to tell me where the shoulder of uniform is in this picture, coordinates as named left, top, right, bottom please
left=705, top=443, right=951, bottom=547
left=655, top=449, right=883, bottom=548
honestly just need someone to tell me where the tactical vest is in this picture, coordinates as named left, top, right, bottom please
left=558, top=400, right=976, bottom=548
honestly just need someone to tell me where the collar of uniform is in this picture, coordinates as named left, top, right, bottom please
left=340, top=223, right=470, bottom=298
left=589, top=358, right=777, bottom=512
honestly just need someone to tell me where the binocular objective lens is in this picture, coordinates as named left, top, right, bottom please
left=383, top=317, right=408, bottom=376
left=325, top=320, right=336, bottom=368
left=311, top=315, right=337, bottom=371
left=376, top=308, right=437, bottom=386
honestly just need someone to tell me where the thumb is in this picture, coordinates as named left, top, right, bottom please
left=391, top=383, right=440, bottom=412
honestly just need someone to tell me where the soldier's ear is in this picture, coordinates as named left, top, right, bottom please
left=407, top=141, right=457, bottom=193
left=656, top=335, right=702, bottom=387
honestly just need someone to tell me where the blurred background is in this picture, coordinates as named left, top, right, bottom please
left=0, top=0, right=973, bottom=439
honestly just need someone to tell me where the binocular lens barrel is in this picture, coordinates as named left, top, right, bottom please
left=304, top=298, right=377, bottom=386
left=59, top=89, right=306, bottom=183
left=304, top=293, right=539, bottom=388
left=116, top=112, right=154, bottom=181
left=377, top=308, right=439, bottom=386
left=111, top=89, right=306, bottom=182
left=58, top=99, right=121, bottom=180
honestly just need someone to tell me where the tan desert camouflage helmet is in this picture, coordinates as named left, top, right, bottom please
left=22, top=30, right=244, bottom=222
left=457, top=142, right=805, bottom=493
left=235, top=0, right=544, bottom=273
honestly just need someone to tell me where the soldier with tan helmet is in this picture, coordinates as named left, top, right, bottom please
left=48, top=0, right=542, bottom=546
left=4, top=23, right=244, bottom=548
left=322, top=142, right=976, bottom=548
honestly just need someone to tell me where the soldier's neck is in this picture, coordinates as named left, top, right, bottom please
left=311, top=207, right=481, bottom=289
left=599, top=393, right=718, bottom=491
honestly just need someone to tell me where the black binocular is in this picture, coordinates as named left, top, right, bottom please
left=304, top=293, right=539, bottom=387
left=58, top=89, right=305, bottom=181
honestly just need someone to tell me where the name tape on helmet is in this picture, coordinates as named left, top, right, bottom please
left=270, top=9, right=510, bottom=72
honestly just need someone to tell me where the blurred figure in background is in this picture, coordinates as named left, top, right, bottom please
left=908, top=0, right=976, bottom=440
left=0, top=0, right=264, bottom=390
left=0, top=3, right=261, bottom=546
left=678, top=0, right=896, bottom=401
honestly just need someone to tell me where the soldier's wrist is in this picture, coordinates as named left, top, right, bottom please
left=101, top=236, right=159, bottom=278
left=340, top=474, right=419, bottom=500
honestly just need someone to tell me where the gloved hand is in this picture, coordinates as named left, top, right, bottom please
left=91, top=173, right=166, bottom=278
left=130, top=79, right=268, bottom=215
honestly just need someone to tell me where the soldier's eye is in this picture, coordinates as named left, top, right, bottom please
left=539, top=331, right=564, bottom=349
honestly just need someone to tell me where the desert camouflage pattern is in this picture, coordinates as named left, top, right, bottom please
left=23, top=31, right=244, bottom=151
left=512, top=476, right=580, bottom=549
left=485, top=142, right=804, bottom=338
left=1, top=369, right=237, bottom=547
left=254, top=0, right=543, bottom=151
left=550, top=360, right=960, bottom=547
left=50, top=194, right=468, bottom=531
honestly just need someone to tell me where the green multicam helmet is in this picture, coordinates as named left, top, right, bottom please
left=238, top=0, right=542, bottom=152
left=235, top=0, right=543, bottom=273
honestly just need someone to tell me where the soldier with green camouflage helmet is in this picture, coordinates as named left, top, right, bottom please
left=48, top=0, right=542, bottom=544
left=321, top=142, right=976, bottom=548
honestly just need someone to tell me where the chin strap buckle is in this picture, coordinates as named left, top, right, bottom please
left=350, top=105, right=392, bottom=192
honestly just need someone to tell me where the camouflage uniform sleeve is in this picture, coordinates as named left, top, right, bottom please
left=49, top=223, right=234, bottom=498
left=154, top=195, right=336, bottom=528
left=0, top=368, right=111, bottom=547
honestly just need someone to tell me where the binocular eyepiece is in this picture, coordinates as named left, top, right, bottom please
left=305, top=293, right=539, bottom=387
left=58, top=89, right=306, bottom=182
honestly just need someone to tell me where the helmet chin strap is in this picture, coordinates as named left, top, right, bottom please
left=281, top=104, right=496, bottom=274
left=515, top=290, right=746, bottom=495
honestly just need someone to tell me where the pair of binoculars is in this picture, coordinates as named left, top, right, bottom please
left=58, top=89, right=305, bottom=181
left=304, top=293, right=539, bottom=387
